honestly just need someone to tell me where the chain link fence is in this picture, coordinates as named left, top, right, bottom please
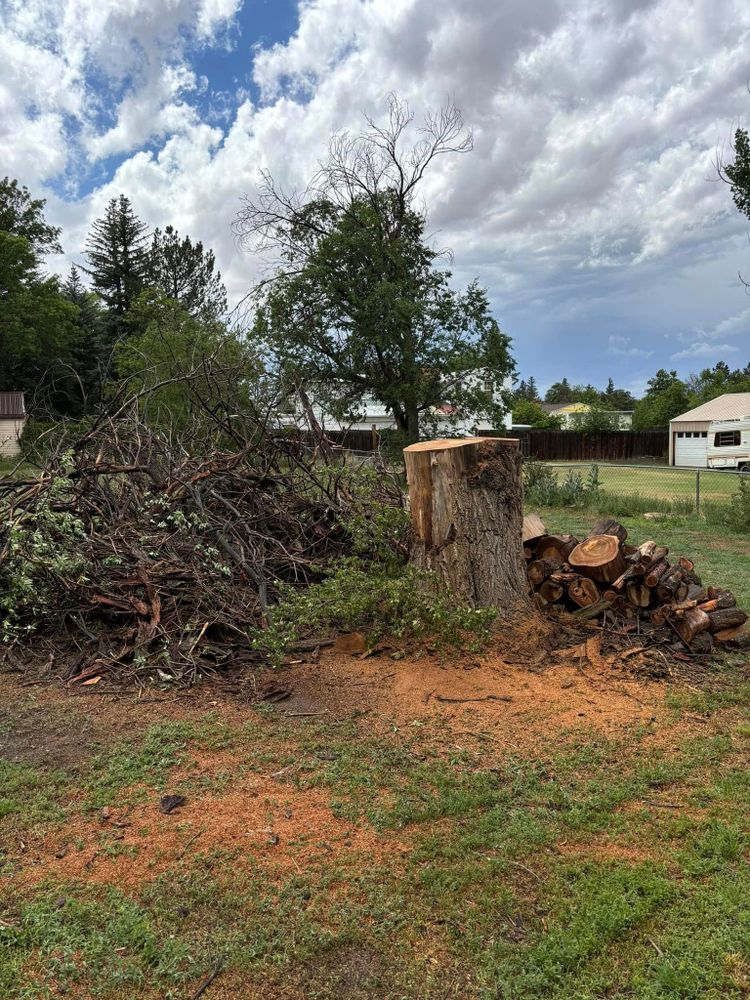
left=525, top=461, right=747, bottom=519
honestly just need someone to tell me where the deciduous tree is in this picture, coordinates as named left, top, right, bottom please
left=235, top=95, right=513, bottom=442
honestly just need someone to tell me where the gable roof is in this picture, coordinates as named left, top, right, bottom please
left=671, top=393, right=750, bottom=424
left=0, top=392, right=25, bottom=419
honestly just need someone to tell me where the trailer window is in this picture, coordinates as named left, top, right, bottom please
left=714, top=431, right=740, bottom=447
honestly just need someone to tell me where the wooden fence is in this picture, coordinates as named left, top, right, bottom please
left=295, top=427, right=669, bottom=462
left=478, top=429, right=669, bottom=462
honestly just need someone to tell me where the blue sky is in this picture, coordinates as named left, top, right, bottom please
left=2, top=0, right=750, bottom=396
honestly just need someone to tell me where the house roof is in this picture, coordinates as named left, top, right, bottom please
left=670, top=393, right=750, bottom=424
left=0, top=392, right=25, bottom=419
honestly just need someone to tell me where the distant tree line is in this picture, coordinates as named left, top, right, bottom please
left=513, top=364, right=750, bottom=431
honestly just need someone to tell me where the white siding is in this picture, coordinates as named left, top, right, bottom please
left=0, top=419, right=24, bottom=458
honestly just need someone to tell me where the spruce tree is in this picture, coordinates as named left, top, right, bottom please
left=147, top=225, right=227, bottom=320
left=83, top=195, right=149, bottom=329
left=526, top=375, right=539, bottom=401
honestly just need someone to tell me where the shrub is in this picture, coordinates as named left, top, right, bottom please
left=249, top=558, right=496, bottom=667
left=704, top=475, right=750, bottom=533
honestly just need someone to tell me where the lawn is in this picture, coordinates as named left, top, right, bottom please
left=0, top=517, right=749, bottom=999
left=545, top=463, right=741, bottom=506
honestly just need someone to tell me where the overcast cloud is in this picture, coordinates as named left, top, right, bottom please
left=2, top=0, right=749, bottom=391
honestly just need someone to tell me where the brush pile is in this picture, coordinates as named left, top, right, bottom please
left=0, top=414, right=404, bottom=684
left=523, top=515, right=749, bottom=653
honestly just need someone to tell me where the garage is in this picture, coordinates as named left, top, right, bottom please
left=669, top=393, right=750, bottom=466
left=673, top=430, right=708, bottom=467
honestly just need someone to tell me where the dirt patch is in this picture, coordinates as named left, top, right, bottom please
left=269, top=641, right=669, bottom=755
left=9, top=749, right=405, bottom=893
left=555, top=840, right=657, bottom=865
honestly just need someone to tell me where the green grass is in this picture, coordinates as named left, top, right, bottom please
left=2, top=696, right=750, bottom=998
left=544, top=463, right=741, bottom=505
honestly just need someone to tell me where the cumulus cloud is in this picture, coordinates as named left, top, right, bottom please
left=4, top=0, right=750, bottom=384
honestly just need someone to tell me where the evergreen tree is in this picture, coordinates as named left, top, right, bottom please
left=147, top=225, right=227, bottom=320
left=62, top=265, right=109, bottom=409
left=83, top=195, right=149, bottom=330
left=526, top=375, right=540, bottom=401
left=516, top=378, right=528, bottom=400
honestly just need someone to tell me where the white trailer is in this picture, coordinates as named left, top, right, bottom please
left=706, top=418, right=750, bottom=471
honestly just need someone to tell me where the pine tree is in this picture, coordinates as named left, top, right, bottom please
left=526, top=375, right=539, bottom=401
left=63, top=265, right=110, bottom=409
left=83, top=195, right=149, bottom=328
left=516, top=378, right=528, bottom=400
left=147, top=225, right=227, bottom=320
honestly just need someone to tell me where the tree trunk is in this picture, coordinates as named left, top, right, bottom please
left=404, top=436, right=526, bottom=608
left=405, top=401, right=420, bottom=444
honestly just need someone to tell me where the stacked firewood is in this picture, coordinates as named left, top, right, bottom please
left=522, top=515, right=748, bottom=653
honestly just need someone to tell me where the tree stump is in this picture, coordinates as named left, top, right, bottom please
left=404, top=437, right=527, bottom=608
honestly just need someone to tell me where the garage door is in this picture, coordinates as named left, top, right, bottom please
left=674, top=431, right=708, bottom=467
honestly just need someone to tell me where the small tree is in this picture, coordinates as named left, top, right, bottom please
left=235, top=96, right=514, bottom=442
left=568, top=404, right=623, bottom=432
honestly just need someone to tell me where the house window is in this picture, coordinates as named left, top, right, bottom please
left=677, top=432, right=684, bottom=438
left=714, top=431, right=740, bottom=447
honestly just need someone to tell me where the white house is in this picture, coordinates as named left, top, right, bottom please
left=669, top=393, right=750, bottom=467
left=287, top=375, right=513, bottom=437
left=0, top=392, right=26, bottom=458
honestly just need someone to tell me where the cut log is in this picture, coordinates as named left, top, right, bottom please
left=568, top=535, right=627, bottom=584
left=538, top=579, right=564, bottom=603
left=657, top=569, right=688, bottom=604
left=644, top=560, right=669, bottom=588
left=522, top=513, right=547, bottom=544
left=689, top=632, right=714, bottom=654
left=527, top=557, right=561, bottom=586
left=568, top=576, right=600, bottom=608
left=714, top=624, right=749, bottom=642
left=673, top=606, right=711, bottom=645
left=535, top=534, right=579, bottom=562
left=628, top=540, right=657, bottom=564
left=697, top=591, right=736, bottom=612
left=404, top=437, right=526, bottom=608
left=686, top=584, right=707, bottom=603
left=626, top=581, right=652, bottom=608
left=677, top=557, right=695, bottom=574
left=523, top=545, right=534, bottom=560
left=706, top=608, right=748, bottom=633
left=588, top=518, right=628, bottom=542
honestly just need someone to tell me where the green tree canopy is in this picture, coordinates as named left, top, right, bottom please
left=236, top=96, right=513, bottom=442
left=116, top=291, right=258, bottom=435
left=511, top=399, right=563, bottom=428
left=0, top=178, right=79, bottom=399
left=147, top=225, right=227, bottom=321
left=544, top=378, right=573, bottom=403
left=632, top=369, right=691, bottom=429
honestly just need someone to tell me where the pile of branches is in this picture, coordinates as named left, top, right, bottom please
left=523, top=515, right=749, bottom=654
left=0, top=409, right=404, bottom=684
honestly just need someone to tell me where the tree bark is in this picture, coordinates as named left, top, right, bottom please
left=404, top=436, right=526, bottom=608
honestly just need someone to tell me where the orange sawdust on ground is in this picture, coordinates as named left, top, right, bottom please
left=269, top=644, right=670, bottom=753
left=10, top=749, right=405, bottom=894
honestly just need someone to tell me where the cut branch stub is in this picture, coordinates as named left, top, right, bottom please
left=568, top=534, right=626, bottom=584
left=404, top=437, right=526, bottom=609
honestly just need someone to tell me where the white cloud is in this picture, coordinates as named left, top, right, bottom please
left=672, top=341, right=739, bottom=359
left=608, top=336, right=654, bottom=358
left=4, top=0, right=750, bottom=383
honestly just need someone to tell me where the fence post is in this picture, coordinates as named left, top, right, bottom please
left=695, top=470, right=701, bottom=513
